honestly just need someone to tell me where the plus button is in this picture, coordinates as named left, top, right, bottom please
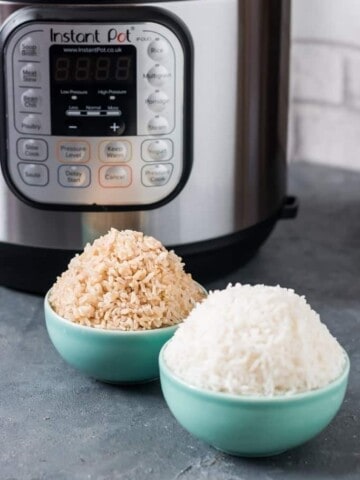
left=110, top=122, right=119, bottom=132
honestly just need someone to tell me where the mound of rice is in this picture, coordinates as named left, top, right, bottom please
left=164, top=284, right=346, bottom=396
left=49, top=229, right=205, bottom=330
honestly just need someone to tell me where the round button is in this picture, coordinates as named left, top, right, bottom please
left=146, top=65, right=170, bottom=87
left=20, top=63, right=40, bottom=83
left=148, top=39, right=169, bottom=61
left=99, top=165, right=132, bottom=187
left=17, top=138, right=47, bottom=161
left=148, top=116, right=169, bottom=134
left=147, top=140, right=170, bottom=161
left=20, top=115, right=41, bottom=133
left=108, top=120, right=125, bottom=135
left=21, top=89, right=42, bottom=110
left=19, top=37, right=40, bottom=57
left=104, top=141, right=129, bottom=162
left=142, top=163, right=173, bottom=187
left=17, top=162, right=48, bottom=186
left=58, top=142, right=90, bottom=163
left=58, top=165, right=91, bottom=188
left=146, top=91, right=169, bottom=113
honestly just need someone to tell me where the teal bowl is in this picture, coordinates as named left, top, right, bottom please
left=44, top=291, right=180, bottom=384
left=159, top=343, right=350, bottom=457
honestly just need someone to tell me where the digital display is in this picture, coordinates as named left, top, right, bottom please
left=50, top=46, right=135, bottom=84
left=49, top=45, right=137, bottom=136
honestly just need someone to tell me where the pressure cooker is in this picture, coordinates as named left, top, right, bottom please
left=0, top=0, right=296, bottom=293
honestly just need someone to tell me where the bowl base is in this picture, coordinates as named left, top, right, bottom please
left=97, top=376, right=159, bottom=385
left=213, top=445, right=287, bottom=458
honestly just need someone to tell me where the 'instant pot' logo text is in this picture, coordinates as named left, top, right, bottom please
left=50, top=28, right=132, bottom=44
left=107, top=28, right=131, bottom=43
left=50, top=28, right=101, bottom=43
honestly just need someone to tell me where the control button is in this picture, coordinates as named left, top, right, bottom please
left=17, top=163, right=48, bottom=186
left=100, top=141, right=131, bottom=163
left=20, top=115, right=42, bottom=133
left=19, top=37, right=40, bottom=58
left=142, top=139, right=173, bottom=162
left=58, top=165, right=91, bottom=188
left=148, top=39, right=169, bottom=61
left=148, top=116, right=169, bottom=134
left=146, top=90, right=170, bottom=113
left=109, top=120, right=125, bottom=135
left=99, top=165, right=132, bottom=188
left=66, top=123, right=81, bottom=133
left=20, top=63, right=40, bottom=83
left=21, top=89, right=42, bottom=110
left=141, top=163, right=173, bottom=187
left=58, top=142, right=90, bottom=163
left=17, top=138, right=48, bottom=161
left=146, top=65, right=171, bottom=87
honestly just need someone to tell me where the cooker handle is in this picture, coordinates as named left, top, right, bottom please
left=280, top=196, right=299, bottom=219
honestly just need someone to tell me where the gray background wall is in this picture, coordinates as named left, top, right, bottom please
left=289, top=0, right=360, bottom=170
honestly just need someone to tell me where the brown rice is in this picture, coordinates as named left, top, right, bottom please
left=49, top=229, right=206, bottom=330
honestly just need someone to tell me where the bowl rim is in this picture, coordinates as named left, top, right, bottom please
left=44, top=282, right=207, bottom=336
left=159, top=340, right=350, bottom=403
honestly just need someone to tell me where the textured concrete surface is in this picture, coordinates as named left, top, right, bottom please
left=0, top=162, right=359, bottom=480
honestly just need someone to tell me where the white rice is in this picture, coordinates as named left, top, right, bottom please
left=164, top=284, right=346, bottom=396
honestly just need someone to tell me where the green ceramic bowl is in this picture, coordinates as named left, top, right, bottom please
left=44, top=291, right=182, bottom=384
left=159, top=343, right=350, bottom=457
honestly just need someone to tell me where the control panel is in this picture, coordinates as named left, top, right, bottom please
left=2, top=20, right=189, bottom=208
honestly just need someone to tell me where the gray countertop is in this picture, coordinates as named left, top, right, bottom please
left=1, top=162, right=359, bottom=480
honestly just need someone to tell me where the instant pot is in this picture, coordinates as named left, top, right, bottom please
left=0, top=0, right=296, bottom=293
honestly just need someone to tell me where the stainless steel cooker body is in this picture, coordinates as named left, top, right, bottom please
left=0, top=0, right=293, bottom=291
